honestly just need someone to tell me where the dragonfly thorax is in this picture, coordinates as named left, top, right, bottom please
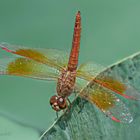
left=57, top=68, right=76, bottom=98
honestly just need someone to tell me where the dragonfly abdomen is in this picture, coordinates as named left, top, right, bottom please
left=68, top=11, right=81, bottom=71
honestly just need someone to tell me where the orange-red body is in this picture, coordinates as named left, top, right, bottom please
left=57, top=11, right=81, bottom=98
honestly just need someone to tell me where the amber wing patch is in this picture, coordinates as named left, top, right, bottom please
left=95, top=76, right=127, bottom=95
left=81, top=87, right=116, bottom=111
left=14, top=49, right=48, bottom=64
left=7, top=58, right=34, bottom=75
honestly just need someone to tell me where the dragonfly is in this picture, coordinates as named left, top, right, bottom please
left=0, top=11, right=139, bottom=123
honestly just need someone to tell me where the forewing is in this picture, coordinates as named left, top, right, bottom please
left=77, top=62, right=140, bottom=100
left=77, top=62, right=105, bottom=81
left=0, top=57, right=59, bottom=80
left=0, top=43, right=68, bottom=70
left=74, top=77, right=89, bottom=93
left=95, top=74, right=140, bottom=100
left=79, top=82, right=133, bottom=123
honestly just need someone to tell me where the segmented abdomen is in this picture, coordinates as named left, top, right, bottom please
left=68, top=11, right=81, bottom=71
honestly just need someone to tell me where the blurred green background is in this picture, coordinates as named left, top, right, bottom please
left=0, top=0, right=140, bottom=139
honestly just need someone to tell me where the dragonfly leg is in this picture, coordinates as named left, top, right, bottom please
left=76, top=97, right=87, bottom=113
left=56, top=112, right=59, bottom=118
left=67, top=98, right=71, bottom=106
left=63, top=98, right=72, bottom=116
left=66, top=98, right=72, bottom=112
left=54, top=112, right=59, bottom=120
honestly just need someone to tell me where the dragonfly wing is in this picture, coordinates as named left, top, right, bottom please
left=77, top=62, right=140, bottom=100
left=0, top=43, right=69, bottom=70
left=0, top=57, right=59, bottom=80
left=95, top=74, right=140, bottom=100
left=77, top=62, right=105, bottom=81
left=74, top=77, right=132, bottom=123
left=79, top=82, right=133, bottom=123
left=74, top=77, right=89, bottom=93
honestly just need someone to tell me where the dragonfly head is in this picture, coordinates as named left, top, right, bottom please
left=50, top=95, right=67, bottom=111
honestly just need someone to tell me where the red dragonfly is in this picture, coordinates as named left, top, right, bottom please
left=0, top=11, right=139, bottom=123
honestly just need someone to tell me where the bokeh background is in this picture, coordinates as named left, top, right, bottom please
left=0, top=0, right=140, bottom=139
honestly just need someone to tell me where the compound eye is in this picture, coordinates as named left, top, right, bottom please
left=50, top=95, right=60, bottom=111
left=57, top=97, right=67, bottom=110
left=50, top=95, right=58, bottom=105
